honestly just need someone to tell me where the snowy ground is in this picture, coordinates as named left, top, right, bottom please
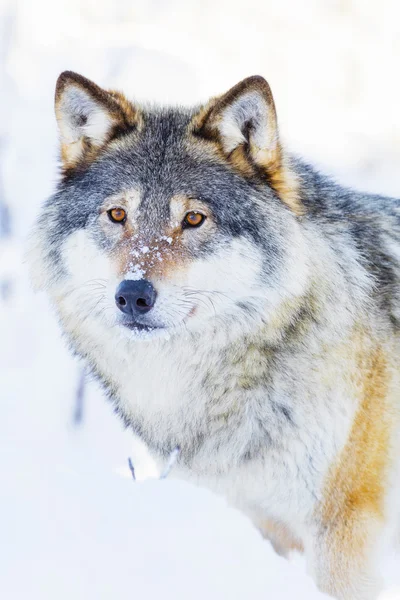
left=1, top=1, right=400, bottom=598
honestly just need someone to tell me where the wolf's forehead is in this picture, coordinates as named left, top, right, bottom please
left=92, top=109, right=204, bottom=211
left=128, top=112, right=202, bottom=192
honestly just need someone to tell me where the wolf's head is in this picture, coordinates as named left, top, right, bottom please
left=29, top=72, right=310, bottom=345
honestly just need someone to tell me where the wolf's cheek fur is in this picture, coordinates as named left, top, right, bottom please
left=181, top=227, right=310, bottom=329
left=54, top=229, right=117, bottom=330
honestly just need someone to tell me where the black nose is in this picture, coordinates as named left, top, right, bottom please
left=115, top=280, right=157, bottom=316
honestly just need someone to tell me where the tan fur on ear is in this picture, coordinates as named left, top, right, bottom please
left=55, top=71, right=140, bottom=173
left=191, top=76, right=303, bottom=215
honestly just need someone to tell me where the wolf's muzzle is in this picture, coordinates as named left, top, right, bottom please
left=115, top=280, right=157, bottom=316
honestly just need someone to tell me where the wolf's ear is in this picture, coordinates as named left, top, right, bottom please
left=55, top=71, right=138, bottom=171
left=192, top=76, right=302, bottom=214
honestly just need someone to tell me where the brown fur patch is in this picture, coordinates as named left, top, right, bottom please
left=314, top=340, right=394, bottom=594
left=117, top=232, right=189, bottom=282
left=227, top=145, right=258, bottom=178
left=107, top=89, right=139, bottom=128
left=266, top=153, right=303, bottom=215
left=190, top=76, right=303, bottom=215
left=321, top=345, right=391, bottom=524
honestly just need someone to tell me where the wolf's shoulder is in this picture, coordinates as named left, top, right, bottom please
left=294, top=156, right=400, bottom=324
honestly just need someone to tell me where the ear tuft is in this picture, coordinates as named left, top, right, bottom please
left=55, top=71, right=139, bottom=171
left=192, top=76, right=302, bottom=215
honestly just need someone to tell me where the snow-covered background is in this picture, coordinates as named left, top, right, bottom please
left=1, top=1, right=399, bottom=598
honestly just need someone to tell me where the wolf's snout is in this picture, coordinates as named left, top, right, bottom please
left=115, top=280, right=157, bottom=316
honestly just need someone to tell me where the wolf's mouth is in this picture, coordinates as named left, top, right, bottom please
left=120, top=320, right=163, bottom=332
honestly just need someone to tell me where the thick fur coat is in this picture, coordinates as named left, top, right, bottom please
left=29, top=72, right=400, bottom=599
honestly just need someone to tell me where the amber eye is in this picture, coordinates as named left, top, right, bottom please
left=108, top=208, right=126, bottom=223
left=183, top=212, right=206, bottom=228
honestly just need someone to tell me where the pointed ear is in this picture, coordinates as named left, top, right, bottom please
left=55, top=71, right=139, bottom=171
left=192, top=76, right=302, bottom=215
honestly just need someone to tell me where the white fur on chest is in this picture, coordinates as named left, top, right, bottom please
left=58, top=298, right=355, bottom=538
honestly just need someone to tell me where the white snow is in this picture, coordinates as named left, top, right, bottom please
left=161, top=236, right=173, bottom=245
left=125, top=265, right=145, bottom=280
left=2, top=467, right=332, bottom=600
left=1, top=1, right=400, bottom=598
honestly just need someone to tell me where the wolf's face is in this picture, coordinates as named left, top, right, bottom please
left=30, top=73, right=309, bottom=343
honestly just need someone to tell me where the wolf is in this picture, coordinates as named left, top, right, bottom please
left=29, top=71, right=400, bottom=599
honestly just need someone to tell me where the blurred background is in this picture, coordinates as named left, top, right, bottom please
left=1, top=1, right=399, bottom=598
